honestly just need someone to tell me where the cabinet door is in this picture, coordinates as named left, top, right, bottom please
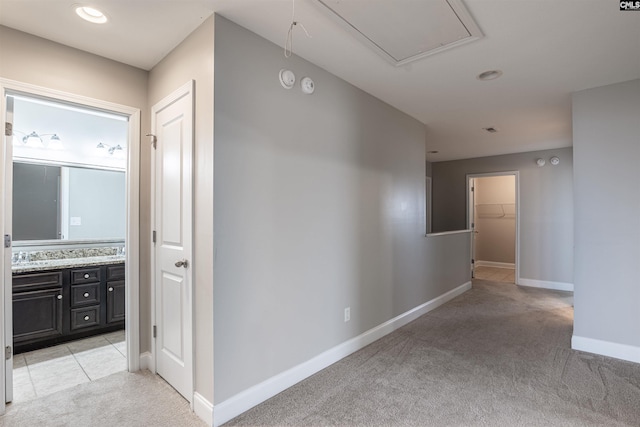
left=106, top=280, right=125, bottom=324
left=13, top=288, right=64, bottom=343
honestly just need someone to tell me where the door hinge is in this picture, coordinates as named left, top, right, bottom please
left=5, top=122, right=13, bottom=137
left=152, top=230, right=156, bottom=244
left=153, top=325, right=157, bottom=338
left=471, top=259, right=475, bottom=264
left=4, top=234, right=11, bottom=248
left=5, top=346, right=12, bottom=360
left=146, top=133, right=157, bottom=149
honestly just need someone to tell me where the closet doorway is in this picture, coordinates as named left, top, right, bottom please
left=468, top=172, right=519, bottom=284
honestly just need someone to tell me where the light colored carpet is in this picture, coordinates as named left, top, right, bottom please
left=225, top=280, right=640, bottom=426
left=1, top=369, right=206, bottom=427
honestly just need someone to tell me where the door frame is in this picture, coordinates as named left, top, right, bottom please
left=0, top=78, right=141, bottom=413
left=149, top=80, right=195, bottom=403
left=466, top=171, right=520, bottom=284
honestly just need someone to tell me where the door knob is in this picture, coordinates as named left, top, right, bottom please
left=175, top=259, right=189, bottom=268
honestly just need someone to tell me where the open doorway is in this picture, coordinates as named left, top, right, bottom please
left=1, top=81, right=140, bottom=411
left=468, top=172, right=519, bottom=284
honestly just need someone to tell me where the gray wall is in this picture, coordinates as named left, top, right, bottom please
left=572, top=79, right=640, bottom=349
left=474, top=176, right=515, bottom=264
left=432, top=148, right=573, bottom=283
left=148, top=15, right=215, bottom=404
left=67, top=168, right=125, bottom=240
left=214, top=16, right=470, bottom=404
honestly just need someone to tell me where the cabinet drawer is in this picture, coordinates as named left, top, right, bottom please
left=71, top=268, right=101, bottom=284
left=13, top=271, right=62, bottom=292
left=71, top=283, right=100, bottom=307
left=70, top=306, right=100, bottom=330
left=107, top=265, right=125, bottom=281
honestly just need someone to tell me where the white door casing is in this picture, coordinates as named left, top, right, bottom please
left=151, top=81, right=194, bottom=403
left=467, top=171, right=520, bottom=283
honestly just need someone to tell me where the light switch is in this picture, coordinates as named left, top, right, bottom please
left=70, top=217, right=82, bottom=226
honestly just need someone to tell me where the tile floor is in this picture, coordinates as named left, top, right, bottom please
left=12, top=330, right=126, bottom=404
left=474, top=265, right=515, bottom=283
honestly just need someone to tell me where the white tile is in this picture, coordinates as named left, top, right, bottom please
left=12, top=365, right=36, bottom=402
left=27, top=354, right=90, bottom=397
left=73, top=345, right=126, bottom=381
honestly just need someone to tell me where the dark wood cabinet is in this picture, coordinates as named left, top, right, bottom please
left=13, top=263, right=125, bottom=354
left=106, top=265, right=125, bottom=324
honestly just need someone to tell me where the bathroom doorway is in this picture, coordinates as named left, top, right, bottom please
left=1, top=80, right=140, bottom=410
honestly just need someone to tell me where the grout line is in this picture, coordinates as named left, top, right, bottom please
left=68, top=344, right=93, bottom=382
left=21, top=355, right=38, bottom=399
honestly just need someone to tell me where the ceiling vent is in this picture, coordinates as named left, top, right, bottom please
left=314, top=0, right=483, bottom=66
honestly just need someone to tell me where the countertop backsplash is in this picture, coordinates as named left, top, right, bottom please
left=12, top=246, right=125, bottom=273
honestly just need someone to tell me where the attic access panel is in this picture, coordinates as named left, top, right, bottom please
left=315, top=0, right=483, bottom=66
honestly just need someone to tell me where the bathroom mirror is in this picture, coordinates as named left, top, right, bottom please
left=13, top=161, right=125, bottom=243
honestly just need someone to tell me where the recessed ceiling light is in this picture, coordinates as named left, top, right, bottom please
left=477, top=70, right=503, bottom=81
left=75, top=6, right=108, bottom=24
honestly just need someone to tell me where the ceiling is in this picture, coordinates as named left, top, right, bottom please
left=1, top=0, right=638, bottom=162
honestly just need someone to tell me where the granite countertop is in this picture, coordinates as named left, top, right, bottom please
left=12, top=255, right=125, bottom=274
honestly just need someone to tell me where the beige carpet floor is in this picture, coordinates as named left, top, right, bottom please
left=225, top=280, right=640, bottom=426
left=1, top=369, right=206, bottom=427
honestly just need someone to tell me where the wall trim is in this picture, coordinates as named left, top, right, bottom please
left=194, top=392, right=214, bottom=426
left=212, top=281, right=472, bottom=427
left=139, top=351, right=153, bottom=371
left=518, top=277, right=573, bottom=292
left=572, top=335, right=640, bottom=364
left=475, top=260, right=514, bottom=269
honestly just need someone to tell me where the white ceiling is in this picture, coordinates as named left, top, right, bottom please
left=1, top=0, right=639, bottom=162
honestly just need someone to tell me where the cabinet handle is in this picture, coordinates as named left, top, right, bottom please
left=83, top=292, right=90, bottom=298
left=84, top=315, right=90, bottom=321
left=57, top=295, right=63, bottom=300
left=108, top=287, right=114, bottom=292
left=84, top=273, right=90, bottom=279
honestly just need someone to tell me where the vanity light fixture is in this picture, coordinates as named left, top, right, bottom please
left=75, top=6, right=108, bottom=24
left=96, top=142, right=123, bottom=155
left=550, top=156, right=560, bottom=165
left=14, top=130, right=63, bottom=149
left=536, top=158, right=546, bottom=167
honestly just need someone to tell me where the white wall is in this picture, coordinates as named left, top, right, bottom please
left=572, top=79, right=640, bottom=362
left=432, top=148, right=574, bottom=286
left=474, top=176, right=515, bottom=265
left=214, top=15, right=470, bottom=409
left=148, top=15, right=215, bottom=406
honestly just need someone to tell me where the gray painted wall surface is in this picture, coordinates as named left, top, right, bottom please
left=214, top=16, right=470, bottom=404
left=572, top=79, right=640, bottom=348
left=474, top=176, right=515, bottom=264
left=432, top=148, right=573, bottom=283
left=148, top=15, right=215, bottom=404
left=67, top=168, right=125, bottom=240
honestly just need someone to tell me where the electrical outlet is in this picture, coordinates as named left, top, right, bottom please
left=344, top=307, right=351, bottom=322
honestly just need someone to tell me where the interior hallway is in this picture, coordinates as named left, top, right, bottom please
left=226, top=279, right=640, bottom=426
left=3, top=279, right=640, bottom=426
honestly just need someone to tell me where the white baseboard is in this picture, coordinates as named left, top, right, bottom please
left=194, top=392, right=214, bottom=426
left=212, top=281, right=472, bottom=427
left=475, top=260, right=514, bottom=269
left=572, top=335, right=640, bottom=364
left=139, top=351, right=153, bottom=371
left=518, top=277, right=573, bottom=292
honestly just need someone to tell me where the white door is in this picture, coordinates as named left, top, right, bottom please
left=152, top=81, right=194, bottom=402
left=468, top=178, right=476, bottom=278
